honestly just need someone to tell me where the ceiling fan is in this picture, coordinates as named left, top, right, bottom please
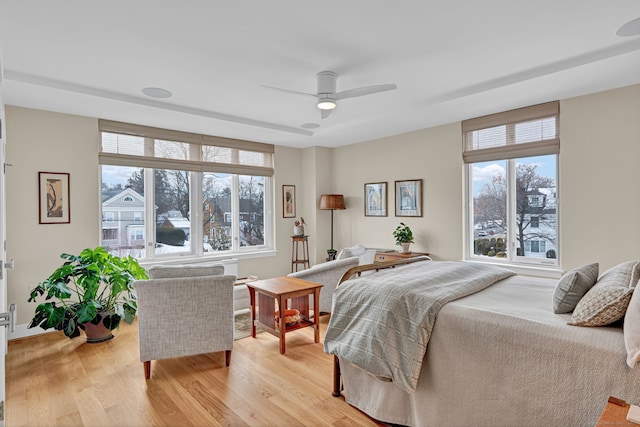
left=262, top=71, right=397, bottom=119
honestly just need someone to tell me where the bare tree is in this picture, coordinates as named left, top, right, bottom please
left=514, top=164, right=555, bottom=256
left=475, top=163, right=556, bottom=256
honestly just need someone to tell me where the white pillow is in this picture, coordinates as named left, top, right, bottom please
left=625, top=286, right=640, bottom=368
left=336, top=244, right=366, bottom=260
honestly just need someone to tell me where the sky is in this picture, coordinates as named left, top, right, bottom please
left=472, top=154, right=556, bottom=196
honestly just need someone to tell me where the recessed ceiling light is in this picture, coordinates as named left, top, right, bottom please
left=301, top=123, right=320, bottom=129
left=142, top=87, right=172, bottom=98
left=616, top=17, right=640, bottom=37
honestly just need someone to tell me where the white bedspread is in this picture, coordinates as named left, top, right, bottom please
left=323, top=260, right=515, bottom=393
left=339, top=274, right=640, bottom=427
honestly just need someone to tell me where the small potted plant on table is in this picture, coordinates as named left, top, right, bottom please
left=393, top=222, right=415, bottom=254
left=27, top=246, right=148, bottom=343
left=293, top=217, right=306, bottom=236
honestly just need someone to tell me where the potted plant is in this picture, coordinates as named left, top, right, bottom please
left=293, top=217, right=306, bottom=236
left=393, top=222, right=415, bottom=253
left=27, top=246, right=148, bottom=343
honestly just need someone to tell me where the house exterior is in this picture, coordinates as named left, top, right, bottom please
left=101, top=188, right=145, bottom=253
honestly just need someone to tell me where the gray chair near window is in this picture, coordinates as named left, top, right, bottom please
left=134, top=264, right=235, bottom=379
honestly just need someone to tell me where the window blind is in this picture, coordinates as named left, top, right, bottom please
left=462, top=101, right=559, bottom=163
left=98, top=120, right=274, bottom=176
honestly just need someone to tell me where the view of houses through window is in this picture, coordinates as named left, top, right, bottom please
left=101, top=165, right=266, bottom=260
left=470, top=154, right=558, bottom=262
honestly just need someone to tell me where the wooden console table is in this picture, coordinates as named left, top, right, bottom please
left=374, top=250, right=430, bottom=263
left=246, top=276, right=322, bottom=354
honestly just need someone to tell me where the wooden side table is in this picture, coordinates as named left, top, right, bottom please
left=595, top=397, right=638, bottom=426
left=246, top=276, right=322, bottom=354
left=291, top=235, right=310, bottom=272
left=374, top=250, right=430, bottom=263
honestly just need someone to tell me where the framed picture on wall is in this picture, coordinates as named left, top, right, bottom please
left=395, top=179, right=422, bottom=217
left=282, top=185, right=296, bottom=218
left=39, top=171, right=70, bottom=224
left=364, top=182, right=387, bottom=216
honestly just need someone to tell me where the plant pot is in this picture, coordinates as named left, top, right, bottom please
left=293, top=225, right=304, bottom=236
left=399, top=242, right=411, bottom=254
left=81, top=320, right=115, bottom=344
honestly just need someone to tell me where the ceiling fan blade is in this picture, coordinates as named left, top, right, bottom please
left=260, top=84, right=318, bottom=98
left=321, top=109, right=332, bottom=120
left=334, top=83, right=397, bottom=100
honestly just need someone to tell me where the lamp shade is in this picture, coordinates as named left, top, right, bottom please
left=319, top=194, right=345, bottom=210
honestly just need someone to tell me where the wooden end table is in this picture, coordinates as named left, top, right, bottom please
left=595, top=397, right=638, bottom=426
left=246, top=276, right=322, bottom=354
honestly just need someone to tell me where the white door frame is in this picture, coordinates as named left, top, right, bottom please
left=0, top=55, right=8, bottom=427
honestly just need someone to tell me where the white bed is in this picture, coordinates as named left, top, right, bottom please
left=327, top=262, right=640, bottom=427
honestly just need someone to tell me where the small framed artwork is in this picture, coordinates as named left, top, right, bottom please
left=282, top=185, right=296, bottom=218
left=364, top=182, right=388, bottom=217
left=395, top=179, right=423, bottom=217
left=39, top=172, right=70, bottom=224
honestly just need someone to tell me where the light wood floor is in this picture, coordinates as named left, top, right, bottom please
left=6, top=317, right=384, bottom=427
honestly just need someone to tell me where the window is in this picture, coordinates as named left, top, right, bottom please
left=104, top=212, right=115, bottom=223
left=530, top=216, right=539, bottom=228
left=102, top=228, right=118, bottom=240
left=526, top=240, right=546, bottom=253
left=99, top=120, right=274, bottom=261
left=464, top=101, right=559, bottom=265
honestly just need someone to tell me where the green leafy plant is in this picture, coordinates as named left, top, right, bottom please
left=28, top=247, right=148, bottom=338
left=392, top=222, right=415, bottom=245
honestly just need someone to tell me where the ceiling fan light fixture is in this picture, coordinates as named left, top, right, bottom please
left=317, top=98, right=336, bottom=110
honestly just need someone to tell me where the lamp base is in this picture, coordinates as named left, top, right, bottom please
left=326, top=249, right=337, bottom=262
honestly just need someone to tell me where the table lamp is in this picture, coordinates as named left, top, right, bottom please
left=319, top=194, right=346, bottom=261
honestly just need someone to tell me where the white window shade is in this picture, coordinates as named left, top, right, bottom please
left=98, top=120, right=274, bottom=176
left=462, top=101, right=559, bottom=163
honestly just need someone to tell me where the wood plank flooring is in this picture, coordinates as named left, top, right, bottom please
left=6, top=317, right=383, bottom=427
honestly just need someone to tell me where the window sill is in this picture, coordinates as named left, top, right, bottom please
left=464, top=259, right=563, bottom=279
left=140, top=249, right=276, bottom=268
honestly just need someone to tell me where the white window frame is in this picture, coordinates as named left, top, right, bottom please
left=463, top=102, right=560, bottom=272
left=98, top=120, right=275, bottom=262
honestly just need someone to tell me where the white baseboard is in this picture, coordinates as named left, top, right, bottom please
left=9, top=323, right=53, bottom=341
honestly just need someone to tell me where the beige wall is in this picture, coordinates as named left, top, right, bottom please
left=4, top=83, right=640, bottom=334
left=5, top=108, right=101, bottom=326
left=330, top=84, right=640, bottom=270
left=559, top=85, right=640, bottom=269
left=331, top=122, right=463, bottom=261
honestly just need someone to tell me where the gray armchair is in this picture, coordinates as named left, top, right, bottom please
left=287, top=257, right=359, bottom=314
left=134, top=264, right=235, bottom=379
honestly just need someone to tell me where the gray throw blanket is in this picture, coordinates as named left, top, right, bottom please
left=324, top=261, right=515, bottom=393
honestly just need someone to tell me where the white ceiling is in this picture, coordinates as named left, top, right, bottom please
left=0, top=1, right=639, bottom=149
